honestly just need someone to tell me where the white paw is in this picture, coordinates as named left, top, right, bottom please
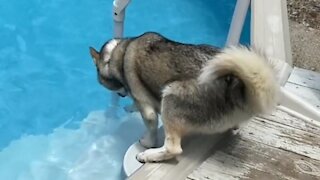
left=136, top=148, right=169, bottom=163
left=139, top=132, right=157, bottom=148
left=136, top=151, right=149, bottom=163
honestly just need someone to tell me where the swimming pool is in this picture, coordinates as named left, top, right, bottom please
left=0, top=0, right=250, bottom=179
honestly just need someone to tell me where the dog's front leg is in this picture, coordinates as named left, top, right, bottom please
left=123, top=68, right=161, bottom=148
left=137, top=129, right=182, bottom=163
left=138, top=104, right=159, bottom=148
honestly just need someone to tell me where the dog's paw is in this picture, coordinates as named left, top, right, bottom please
left=139, top=132, right=157, bottom=148
left=136, top=148, right=168, bottom=163
left=136, top=151, right=148, bottom=163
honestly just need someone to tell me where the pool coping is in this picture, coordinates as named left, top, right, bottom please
left=128, top=0, right=293, bottom=179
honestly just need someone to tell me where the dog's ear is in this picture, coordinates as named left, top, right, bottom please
left=89, top=47, right=100, bottom=64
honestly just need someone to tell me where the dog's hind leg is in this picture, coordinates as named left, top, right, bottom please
left=136, top=125, right=183, bottom=163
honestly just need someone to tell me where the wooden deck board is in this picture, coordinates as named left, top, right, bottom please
left=187, top=109, right=320, bottom=180
left=187, top=138, right=320, bottom=180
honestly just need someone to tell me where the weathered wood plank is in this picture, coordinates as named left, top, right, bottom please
left=288, top=67, right=320, bottom=91
left=188, top=136, right=320, bottom=180
left=256, top=114, right=320, bottom=136
left=284, top=82, right=320, bottom=111
left=188, top=109, right=320, bottom=180
left=241, top=116, right=320, bottom=161
left=261, top=110, right=320, bottom=136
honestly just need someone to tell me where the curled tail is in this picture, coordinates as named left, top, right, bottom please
left=198, top=46, right=279, bottom=114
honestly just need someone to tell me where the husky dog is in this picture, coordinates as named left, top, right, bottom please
left=89, top=32, right=279, bottom=163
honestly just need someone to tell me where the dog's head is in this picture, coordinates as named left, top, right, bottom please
left=89, top=39, right=127, bottom=97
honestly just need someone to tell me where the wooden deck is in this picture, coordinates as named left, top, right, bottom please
left=129, top=68, right=320, bottom=180
left=188, top=111, right=320, bottom=179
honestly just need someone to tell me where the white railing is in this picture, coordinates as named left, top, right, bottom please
left=110, top=0, right=131, bottom=110
left=226, top=0, right=251, bottom=46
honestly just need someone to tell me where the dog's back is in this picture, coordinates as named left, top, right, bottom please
left=123, top=32, right=220, bottom=99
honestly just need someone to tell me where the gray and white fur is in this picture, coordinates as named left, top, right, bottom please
left=89, top=32, right=279, bottom=163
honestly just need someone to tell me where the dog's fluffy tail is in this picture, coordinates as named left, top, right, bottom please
left=198, top=46, right=279, bottom=114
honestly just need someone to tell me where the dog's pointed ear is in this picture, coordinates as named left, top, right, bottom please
left=89, top=47, right=100, bottom=64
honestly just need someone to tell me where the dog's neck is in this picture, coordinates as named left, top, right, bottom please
left=102, top=39, right=120, bottom=63
left=104, top=38, right=132, bottom=91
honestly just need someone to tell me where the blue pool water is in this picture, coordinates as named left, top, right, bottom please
left=0, top=0, right=250, bottom=179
